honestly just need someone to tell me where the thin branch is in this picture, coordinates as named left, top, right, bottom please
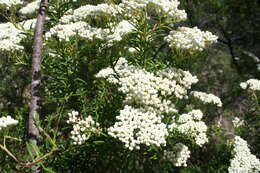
left=28, top=0, right=49, bottom=144
left=28, top=0, right=49, bottom=172
left=21, top=121, right=58, bottom=168
left=0, top=144, right=19, bottom=162
left=20, top=147, right=58, bottom=168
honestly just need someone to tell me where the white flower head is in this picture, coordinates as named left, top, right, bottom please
left=19, top=0, right=41, bottom=15
left=169, top=110, right=208, bottom=146
left=232, top=117, right=244, bottom=128
left=228, top=136, right=260, bottom=173
left=0, top=116, right=18, bottom=130
left=191, top=91, right=222, bottom=107
left=0, top=22, right=27, bottom=52
left=163, top=143, right=191, bottom=167
left=240, top=79, right=260, bottom=91
left=165, top=27, right=218, bottom=52
left=108, top=106, right=168, bottom=150
left=240, top=82, right=247, bottom=90
left=67, top=111, right=100, bottom=145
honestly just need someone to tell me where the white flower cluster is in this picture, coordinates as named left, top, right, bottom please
left=0, top=116, right=18, bottom=130
left=96, top=57, right=198, bottom=114
left=0, top=22, right=26, bottom=52
left=165, top=27, right=218, bottom=52
left=0, top=19, right=37, bottom=52
left=19, top=0, right=40, bottom=15
left=240, top=79, right=260, bottom=91
left=60, top=3, right=120, bottom=24
left=120, top=0, right=187, bottom=22
left=19, top=18, right=37, bottom=30
left=47, top=19, right=134, bottom=43
left=159, top=68, right=199, bottom=93
left=48, top=0, right=184, bottom=44
left=108, top=106, right=168, bottom=150
left=107, top=20, right=135, bottom=44
left=232, top=117, right=244, bottom=128
left=66, top=111, right=100, bottom=145
left=96, top=58, right=211, bottom=149
left=46, top=21, right=110, bottom=42
left=147, top=0, right=187, bottom=21
left=169, top=110, right=208, bottom=146
left=119, top=0, right=146, bottom=13
left=228, top=136, right=260, bottom=173
left=191, top=91, right=222, bottom=107
left=0, top=0, right=22, bottom=9
left=46, top=2, right=136, bottom=45
left=163, top=143, right=191, bottom=167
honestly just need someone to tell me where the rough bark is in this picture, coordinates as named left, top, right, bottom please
left=28, top=0, right=49, bottom=172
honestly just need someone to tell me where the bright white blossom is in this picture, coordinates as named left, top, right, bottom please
left=19, top=18, right=37, bottom=30
left=240, top=79, right=260, bottom=91
left=107, top=20, right=135, bottom=44
left=0, top=22, right=26, bottom=52
left=19, top=0, right=40, bottom=15
left=96, top=57, right=199, bottom=114
left=0, top=0, right=22, bottom=9
left=60, top=3, right=120, bottom=24
left=46, top=21, right=110, bottom=42
left=169, top=110, right=208, bottom=146
left=120, top=0, right=187, bottom=22
left=232, top=117, right=244, bottom=128
left=67, top=111, right=100, bottom=145
left=119, top=0, right=147, bottom=12
left=0, top=19, right=37, bottom=52
left=97, top=58, right=211, bottom=149
left=46, top=20, right=134, bottom=45
left=108, top=106, right=168, bottom=150
left=163, top=143, right=191, bottom=167
left=165, top=26, right=218, bottom=52
left=57, top=2, right=125, bottom=44
left=88, top=0, right=219, bottom=151
left=228, top=136, right=260, bottom=173
left=191, top=91, right=222, bottom=107
left=147, top=0, right=187, bottom=21
left=0, top=116, right=18, bottom=130
left=240, top=82, right=247, bottom=90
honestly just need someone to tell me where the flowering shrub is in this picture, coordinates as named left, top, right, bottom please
left=0, top=0, right=259, bottom=172
left=96, top=57, right=215, bottom=149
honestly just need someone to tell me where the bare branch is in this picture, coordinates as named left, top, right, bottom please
left=28, top=0, right=49, bottom=172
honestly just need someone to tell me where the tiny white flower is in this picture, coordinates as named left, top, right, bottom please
left=0, top=116, right=18, bottom=130
left=240, top=82, right=247, bottom=90
left=240, top=79, right=260, bottom=91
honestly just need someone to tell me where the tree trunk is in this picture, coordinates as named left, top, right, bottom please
left=28, top=0, right=49, bottom=172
